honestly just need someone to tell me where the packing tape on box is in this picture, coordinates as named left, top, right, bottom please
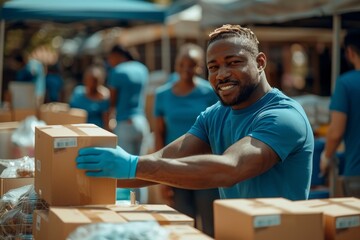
left=79, top=209, right=109, bottom=222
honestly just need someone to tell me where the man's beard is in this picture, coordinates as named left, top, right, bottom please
left=217, top=81, right=259, bottom=107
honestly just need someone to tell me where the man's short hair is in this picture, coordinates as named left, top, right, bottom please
left=207, top=24, right=260, bottom=57
left=344, top=29, right=360, bottom=55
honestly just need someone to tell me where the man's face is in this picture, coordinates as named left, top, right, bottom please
left=107, top=52, right=120, bottom=68
left=206, top=37, right=264, bottom=109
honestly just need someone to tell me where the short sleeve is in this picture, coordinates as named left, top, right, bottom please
left=188, top=111, right=210, bottom=144
left=249, top=107, right=309, bottom=161
left=329, top=77, right=348, bottom=113
left=153, top=91, right=164, bottom=117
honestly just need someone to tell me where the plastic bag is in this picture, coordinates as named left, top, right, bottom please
left=0, top=185, right=48, bottom=239
left=68, top=221, right=169, bottom=240
left=0, top=156, right=35, bottom=178
left=11, top=116, right=45, bottom=148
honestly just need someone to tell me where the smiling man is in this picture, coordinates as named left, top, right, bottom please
left=76, top=24, right=314, bottom=201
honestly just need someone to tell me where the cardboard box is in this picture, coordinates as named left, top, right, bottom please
left=12, top=108, right=37, bottom=122
left=214, top=198, right=324, bottom=240
left=106, top=203, right=193, bottom=227
left=33, top=210, right=49, bottom=240
left=106, top=203, right=177, bottom=212
left=33, top=207, right=127, bottom=240
left=35, top=124, right=117, bottom=206
left=39, top=103, right=87, bottom=125
left=0, top=109, right=12, bottom=122
left=0, top=122, right=19, bottom=159
left=0, top=177, right=34, bottom=196
left=296, top=198, right=360, bottom=240
left=119, top=212, right=194, bottom=226
left=164, top=225, right=214, bottom=240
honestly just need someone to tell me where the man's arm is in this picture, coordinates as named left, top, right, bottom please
left=77, top=133, right=279, bottom=189
left=136, top=133, right=279, bottom=189
left=320, top=111, right=347, bottom=174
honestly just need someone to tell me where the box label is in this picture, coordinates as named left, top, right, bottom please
left=336, top=216, right=360, bottom=229
left=253, top=215, right=281, bottom=228
left=54, top=138, right=77, bottom=149
left=36, top=159, right=41, bottom=172
left=36, top=214, right=41, bottom=230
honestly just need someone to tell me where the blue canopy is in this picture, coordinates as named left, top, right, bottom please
left=0, top=0, right=167, bottom=23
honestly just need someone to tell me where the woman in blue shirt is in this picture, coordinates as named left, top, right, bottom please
left=69, top=65, right=110, bottom=129
left=154, top=43, right=219, bottom=237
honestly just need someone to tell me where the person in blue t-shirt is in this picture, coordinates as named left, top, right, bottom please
left=69, top=65, right=110, bottom=129
left=76, top=25, right=314, bottom=205
left=106, top=44, right=150, bottom=204
left=153, top=43, right=219, bottom=236
left=320, top=30, right=360, bottom=196
left=15, top=54, right=46, bottom=107
left=106, top=44, right=150, bottom=156
left=45, top=63, right=64, bottom=103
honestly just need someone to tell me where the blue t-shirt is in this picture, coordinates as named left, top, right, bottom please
left=46, top=73, right=64, bottom=102
left=154, top=78, right=218, bottom=144
left=69, top=86, right=110, bottom=128
left=189, top=88, right=314, bottom=200
left=330, top=70, right=360, bottom=176
left=107, top=61, right=149, bottom=121
left=16, top=59, right=45, bottom=97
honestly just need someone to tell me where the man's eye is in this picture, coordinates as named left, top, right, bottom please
left=208, top=66, right=218, bottom=71
left=229, top=60, right=242, bottom=65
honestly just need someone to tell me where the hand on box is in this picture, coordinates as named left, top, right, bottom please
left=76, top=146, right=138, bottom=179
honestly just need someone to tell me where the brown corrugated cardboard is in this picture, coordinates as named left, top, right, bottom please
left=0, top=177, right=34, bottom=196
left=296, top=197, right=360, bottom=240
left=164, top=225, right=214, bottom=240
left=82, top=203, right=193, bottom=227
left=35, top=124, right=117, bottom=206
left=0, top=110, right=12, bottom=122
left=33, top=207, right=127, bottom=240
left=0, top=122, right=19, bottom=159
left=106, top=203, right=177, bottom=212
left=39, top=103, right=87, bottom=125
left=119, top=212, right=194, bottom=226
left=214, top=198, right=324, bottom=240
left=33, top=210, right=49, bottom=240
left=12, top=109, right=37, bottom=122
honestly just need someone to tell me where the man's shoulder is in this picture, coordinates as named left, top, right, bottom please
left=339, top=70, right=360, bottom=81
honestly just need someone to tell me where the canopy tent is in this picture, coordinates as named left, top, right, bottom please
left=198, top=0, right=360, bottom=28
left=197, top=0, right=360, bottom=92
left=0, top=0, right=167, bottom=22
left=167, top=0, right=360, bottom=93
left=0, top=0, right=171, bottom=102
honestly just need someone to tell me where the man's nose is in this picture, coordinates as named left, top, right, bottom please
left=216, top=66, right=231, bottom=81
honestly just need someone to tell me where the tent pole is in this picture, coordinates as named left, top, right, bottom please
left=0, top=20, right=4, bottom=104
left=331, top=14, right=341, bottom=94
left=161, top=25, right=171, bottom=75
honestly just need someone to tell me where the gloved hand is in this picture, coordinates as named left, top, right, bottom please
left=319, top=150, right=331, bottom=177
left=76, top=146, right=138, bottom=179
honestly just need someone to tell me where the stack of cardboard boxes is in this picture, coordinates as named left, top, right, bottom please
left=214, top=197, right=360, bottom=240
left=32, top=124, right=211, bottom=240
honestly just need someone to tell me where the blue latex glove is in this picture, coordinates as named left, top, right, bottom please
left=76, top=146, right=138, bottom=179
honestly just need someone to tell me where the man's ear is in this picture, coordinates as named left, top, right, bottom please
left=257, top=52, right=267, bottom=73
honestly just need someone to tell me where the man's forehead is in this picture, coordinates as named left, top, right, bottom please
left=207, top=38, right=251, bottom=55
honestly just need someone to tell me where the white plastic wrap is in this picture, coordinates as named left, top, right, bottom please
left=11, top=116, right=46, bottom=148
left=68, top=222, right=169, bottom=240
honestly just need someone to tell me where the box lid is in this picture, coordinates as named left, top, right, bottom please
left=50, top=207, right=126, bottom=223
left=215, top=198, right=322, bottom=216
left=36, top=124, right=116, bottom=137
